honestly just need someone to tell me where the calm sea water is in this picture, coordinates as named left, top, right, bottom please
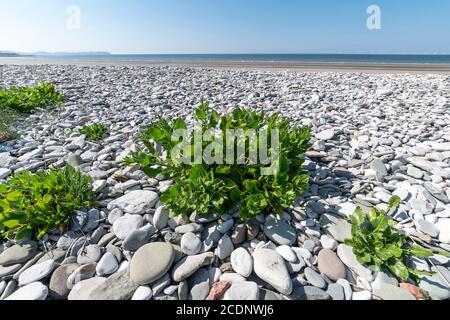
left=3, top=54, right=450, bottom=64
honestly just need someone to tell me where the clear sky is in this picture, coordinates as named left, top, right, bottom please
left=1, top=0, right=449, bottom=54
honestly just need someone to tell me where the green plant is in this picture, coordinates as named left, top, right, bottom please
left=0, top=107, right=18, bottom=141
left=125, top=101, right=311, bottom=220
left=79, top=123, right=108, bottom=141
left=0, top=82, right=63, bottom=113
left=0, top=166, right=97, bottom=240
left=344, top=196, right=438, bottom=282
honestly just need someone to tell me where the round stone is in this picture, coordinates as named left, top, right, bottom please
left=275, top=245, right=297, bottom=263
left=263, top=220, right=297, bottom=246
left=188, top=268, right=210, bottom=300
left=68, top=277, right=107, bottom=300
left=122, top=224, right=156, bottom=252
left=180, top=232, right=202, bottom=256
left=49, top=264, right=79, bottom=300
left=319, top=214, right=352, bottom=243
left=317, top=249, right=346, bottom=281
left=77, top=244, right=102, bottom=264
left=132, top=286, right=153, bottom=300
left=316, top=129, right=335, bottom=141
left=0, top=241, right=38, bottom=266
left=230, top=248, right=253, bottom=277
left=130, top=242, right=175, bottom=285
left=5, top=282, right=48, bottom=300
left=172, top=252, right=215, bottom=282
left=96, top=252, right=119, bottom=276
left=223, top=281, right=259, bottom=300
left=304, top=267, right=326, bottom=289
left=253, top=248, right=292, bottom=295
left=113, top=214, right=144, bottom=240
left=18, top=260, right=56, bottom=286
left=216, top=235, right=234, bottom=260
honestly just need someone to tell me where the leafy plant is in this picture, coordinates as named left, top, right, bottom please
left=79, top=123, right=108, bottom=141
left=0, top=166, right=97, bottom=240
left=345, top=196, right=436, bottom=282
left=0, top=82, right=63, bottom=113
left=125, top=101, right=311, bottom=220
left=0, top=107, right=18, bottom=142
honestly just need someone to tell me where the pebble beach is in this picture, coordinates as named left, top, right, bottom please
left=1, top=64, right=450, bottom=301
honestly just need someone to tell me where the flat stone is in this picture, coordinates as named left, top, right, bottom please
left=419, top=266, right=450, bottom=300
left=56, top=230, right=80, bottom=250
left=189, top=211, right=219, bottom=223
left=326, top=283, right=345, bottom=300
left=320, top=235, right=338, bottom=250
left=352, top=290, right=372, bottom=300
left=337, top=244, right=373, bottom=282
left=316, top=129, right=335, bottom=141
left=335, top=202, right=357, bottom=217
left=424, top=182, right=450, bottom=204
left=175, top=223, right=203, bottom=234
left=67, top=263, right=97, bottom=289
left=253, top=248, right=292, bottom=295
left=407, top=157, right=450, bottom=178
left=49, top=264, right=78, bottom=300
left=172, top=252, right=215, bottom=282
left=181, top=232, right=202, bottom=256
left=275, top=245, right=297, bottom=263
left=415, top=219, right=440, bottom=238
left=337, top=279, right=353, bottom=300
left=304, top=267, right=326, bottom=289
left=113, top=214, right=144, bottom=240
left=0, top=241, right=38, bottom=266
left=217, top=219, right=234, bottom=234
left=292, top=286, right=331, bottom=300
left=230, top=248, right=253, bottom=277
left=370, top=158, right=388, bottom=181
left=130, top=242, right=175, bottom=285
left=107, top=190, right=159, bottom=214
left=122, top=224, right=156, bottom=251
left=188, top=268, right=210, bottom=300
left=18, top=260, right=55, bottom=286
left=435, top=219, right=450, bottom=244
left=82, top=208, right=100, bottom=233
left=0, top=263, right=22, bottom=277
left=151, top=273, right=171, bottom=296
left=96, top=252, right=119, bottom=276
left=319, top=214, right=352, bottom=243
left=68, top=277, right=108, bottom=300
left=317, top=249, right=346, bottom=281
left=216, top=234, right=234, bottom=260
left=372, top=282, right=416, bottom=300
left=231, top=224, right=247, bottom=244
left=153, top=206, right=169, bottom=230
left=264, top=220, right=297, bottom=246
left=219, top=272, right=246, bottom=284
left=223, top=281, right=259, bottom=300
left=5, top=282, right=48, bottom=300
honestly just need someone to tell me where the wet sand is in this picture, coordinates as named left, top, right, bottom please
left=1, top=58, right=450, bottom=74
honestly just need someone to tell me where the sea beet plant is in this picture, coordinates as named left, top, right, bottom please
left=79, top=123, right=108, bottom=141
left=0, top=166, right=97, bottom=240
left=345, top=196, right=440, bottom=282
left=125, top=101, right=311, bottom=220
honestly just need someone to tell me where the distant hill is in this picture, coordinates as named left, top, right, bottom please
left=0, top=52, right=21, bottom=57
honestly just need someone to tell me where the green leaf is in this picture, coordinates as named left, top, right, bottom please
left=408, top=245, right=433, bottom=258
left=388, top=195, right=401, bottom=209
left=388, top=260, right=410, bottom=281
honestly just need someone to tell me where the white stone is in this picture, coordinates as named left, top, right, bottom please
left=131, top=286, right=153, bottom=300
left=5, top=282, right=48, bottom=300
left=275, top=245, right=297, bottom=262
left=216, top=235, right=234, bottom=260
left=435, top=219, right=450, bottom=244
left=335, top=202, right=357, bottom=217
left=320, top=235, right=338, bottom=250
left=96, top=252, right=119, bottom=276
left=180, top=232, right=202, bottom=256
left=107, top=190, right=158, bottom=214
left=18, top=260, right=55, bottom=286
left=112, top=214, right=144, bottom=240
left=223, top=281, right=259, bottom=300
left=153, top=205, right=169, bottom=230
left=230, top=248, right=253, bottom=277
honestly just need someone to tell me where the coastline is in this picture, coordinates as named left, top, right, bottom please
left=2, top=58, right=450, bottom=74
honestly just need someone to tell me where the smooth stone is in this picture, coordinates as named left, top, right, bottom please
left=96, top=252, right=119, bottom=276
left=230, top=248, right=253, bottom=277
left=372, top=270, right=399, bottom=287
left=66, top=263, right=97, bottom=289
left=153, top=206, right=169, bottom=230
left=337, top=279, right=353, bottom=300
left=122, top=224, right=156, bottom=251
left=352, top=290, right=372, bottom=300
left=415, top=219, right=440, bottom=238
left=208, top=267, right=222, bottom=284
left=320, top=235, right=338, bottom=250
left=337, top=244, right=373, bottom=281
left=304, top=267, right=327, bottom=289
left=5, top=282, right=48, bottom=300
left=407, top=157, right=450, bottom=178
left=77, top=244, right=102, bottom=264
left=189, top=211, right=219, bottom=223
left=217, top=219, right=234, bottom=234
left=326, top=283, right=345, bottom=300
left=188, top=268, right=210, bottom=300
left=130, top=242, right=174, bottom=285
left=292, top=286, right=331, bottom=300
left=132, top=286, right=153, bottom=300
left=435, top=219, right=450, bottom=244
left=151, top=273, right=171, bottom=296
left=264, top=220, right=297, bottom=246
left=0, top=241, right=38, bottom=266
left=419, top=266, right=450, bottom=300
left=175, top=223, right=203, bottom=234
left=319, top=214, right=352, bottom=243
left=68, top=277, right=107, bottom=300
left=317, top=249, right=346, bottom=281
left=275, top=245, right=297, bottom=263
left=223, top=281, right=259, bottom=300
left=112, top=214, right=144, bottom=240
left=82, top=208, right=100, bottom=233
left=178, top=281, right=189, bottom=300
left=260, top=288, right=286, bottom=300
left=219, top=272, right=246, bottom=284
left=18, top=260, right=55, bottom=286
left=335, top=202, right=357, bottom=217
left=206, top=281, right=231, bottom=300
left=424, top=182, right=450, bottom=204
left=316, top=129, right=335, bottom=141
left=49, top=264, right=78, bottom=300
left=107, top=208, right=124, bottom=225
left=370, top=158, right=388, bottom=180
left=0, top=263, right=22, bottom=277
left=181, top=232, right=202, bottom=256
left=253, top=249, right=292, bottom=295
left=56, top=230, right=80, bottom=250
left=231, top=224, right=247, bottom=244
left=172, top=252, right=215, bottom=282
left=216, top=235, right=234, bottom=260
left=372, top=282, right=416, bottom=300
left=107, top=190, right=159, bottom=214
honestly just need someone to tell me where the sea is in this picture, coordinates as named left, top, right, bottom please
left=2, top=54, right=450, bottom=64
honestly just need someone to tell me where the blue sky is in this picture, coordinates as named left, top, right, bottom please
left=1, top=0, right=449, bottom=54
